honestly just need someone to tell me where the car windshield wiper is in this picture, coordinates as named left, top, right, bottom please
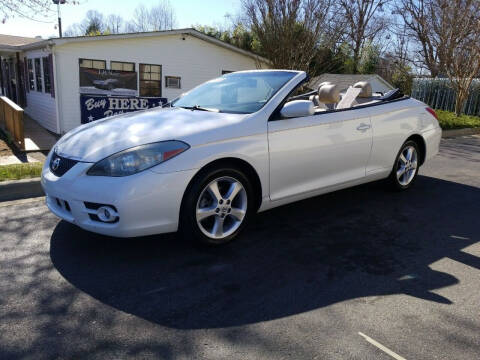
left=179, top=105, right=220, bottom=112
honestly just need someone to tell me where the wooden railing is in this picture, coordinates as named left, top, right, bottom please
left=0, top=96, right=24, bottom=150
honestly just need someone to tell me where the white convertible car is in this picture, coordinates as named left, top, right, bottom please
left=42, top=70, right=442, bottom=245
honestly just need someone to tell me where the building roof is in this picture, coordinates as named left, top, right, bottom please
left=0, top=34, right=43, bottom=52
left=0, top=34, right=42, bottom=46
left=1, top=28, right=269, bottom=64
left=309, top=73, right=394, bottom=92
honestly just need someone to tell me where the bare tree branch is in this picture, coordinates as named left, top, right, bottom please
left=127, top=1, right=177, bottom=32
left=337, top=0, right=391, bottom=73
left=242, top=0, right=333, bottom=71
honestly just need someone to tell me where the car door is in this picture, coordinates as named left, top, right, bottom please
left=267, top=107, right=372, bottom=201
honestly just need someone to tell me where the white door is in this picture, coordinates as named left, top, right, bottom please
left=267, top=108, right=372, bottom=201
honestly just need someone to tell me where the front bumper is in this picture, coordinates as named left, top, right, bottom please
left=41, top=160, right=196, bottom=238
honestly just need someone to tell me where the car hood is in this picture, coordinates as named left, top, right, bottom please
left=55, top=107, right=248, bottom=162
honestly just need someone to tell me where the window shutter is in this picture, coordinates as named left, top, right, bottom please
left=24, top=57, right=29, bottom=93
left=48, top=54, right=55, bottom=98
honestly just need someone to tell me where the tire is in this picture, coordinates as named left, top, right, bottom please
left=388, top=140, right=420, bottom=191
left=179, top=167, right=254, bottom=246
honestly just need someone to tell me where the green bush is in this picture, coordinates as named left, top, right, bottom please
left=436, top=110, right=480, bottom=130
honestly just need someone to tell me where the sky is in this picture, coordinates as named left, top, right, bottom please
left=0, top=0, right=242, bottom=39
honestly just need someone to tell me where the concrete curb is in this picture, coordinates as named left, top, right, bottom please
left=0, top=177, right=43, bottom=202
left=442, top=127, right=480, bottom=138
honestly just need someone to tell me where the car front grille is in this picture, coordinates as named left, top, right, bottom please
left=50, top=153, right=79, bottom=177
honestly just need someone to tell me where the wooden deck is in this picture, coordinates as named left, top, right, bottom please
left=23, top=115, right=58, bottom=151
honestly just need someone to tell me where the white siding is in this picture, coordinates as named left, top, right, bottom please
left=24, top=49, right=58, bottom=133
left=54, top=34, right=267, bottom=133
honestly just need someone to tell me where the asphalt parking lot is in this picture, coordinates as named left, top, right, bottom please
left=1, top=135, right=479, bottom=360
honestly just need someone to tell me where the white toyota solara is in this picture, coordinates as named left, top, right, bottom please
left=42, top=70, right=442, bottom=245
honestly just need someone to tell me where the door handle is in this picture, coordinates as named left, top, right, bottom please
left=356, top=123, right=371, bottom=132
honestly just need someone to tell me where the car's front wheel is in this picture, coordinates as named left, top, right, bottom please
left=388, top=140, right=420, bottom=190
left=180, top=167, right=254, bottom=245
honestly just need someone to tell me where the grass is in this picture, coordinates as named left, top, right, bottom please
left=0, top=162, right=43, bottom=182
left=436, top=110, right=480, bottom=130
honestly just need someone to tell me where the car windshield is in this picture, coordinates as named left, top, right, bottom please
left=171, top=71, right=298, bottom=114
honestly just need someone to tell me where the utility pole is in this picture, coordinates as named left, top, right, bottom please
left=52, top=0, right=66, bottom=38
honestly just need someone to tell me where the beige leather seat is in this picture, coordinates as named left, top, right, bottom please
left=353, top=81, right=372, bottom=97
left=309, top=82, right=334, bottom=109
left=318, top=81, right=333, bottom=89
left=317, top=83, right=340, bottom=110
left=353, top=81, right=375, bottom=105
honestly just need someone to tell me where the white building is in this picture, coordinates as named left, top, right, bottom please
left=0, top=29, right=268, bottom=135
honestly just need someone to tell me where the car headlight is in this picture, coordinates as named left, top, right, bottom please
left=87, top=140, right=189, bottom=177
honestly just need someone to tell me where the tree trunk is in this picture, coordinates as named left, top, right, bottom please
left=454, top=91, right=467, bottom=117
left=352, top=43, right=360, bottom=74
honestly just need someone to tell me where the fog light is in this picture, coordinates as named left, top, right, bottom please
left=97, top=206, right=118, bottom=223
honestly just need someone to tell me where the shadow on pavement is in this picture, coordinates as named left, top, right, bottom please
left=50, top=175, right=480, bottom=329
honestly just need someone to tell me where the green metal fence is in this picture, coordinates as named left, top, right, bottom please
left=411, top=78, right=480, bottom=116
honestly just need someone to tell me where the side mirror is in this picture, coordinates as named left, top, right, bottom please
left=280, top=100, right=315, bottom=118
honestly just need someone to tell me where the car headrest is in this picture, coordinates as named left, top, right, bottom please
left=317, top=81, right=333, bottom=91
left=353, top=81, right=372, bottom=98
left=318, top=83, right=340, bottom=104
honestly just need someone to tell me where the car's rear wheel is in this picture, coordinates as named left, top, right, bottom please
left=388, top=140, right=420, bottom=190
left=180, top=168, right=254, bottom=245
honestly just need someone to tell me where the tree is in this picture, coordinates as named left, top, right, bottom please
left=432, top=0, right=480, bottom=116
left=395, top=0, right=443, bottom=77
left=83, top=10, right=104, bottom=36
left=105, top=14, right=124, bottom=34
left=309, top=44, right=351, bottom=75
left=194, top=24, right=257, bottom=53
left=128, top=1, right=177, bottom=32
left=130, top=4, right=150, bottom=32
left=376, top=25, right=414, bottom=94
left=397, top=0, right=480, bottom=115
left=357, top=42, right=380, bottom=74
left=391, top=64, right=413, bottom=95
left=64, top=23, right=83, bottom=37
left=242, top=0, right=333, bottom=71
left=64, top=2, right=177, bottom=37
left=148, top=1, right=177, bottom=31
left=0, top=0, right=53, bottom=23
left=337, top=0, right=391, bottom=74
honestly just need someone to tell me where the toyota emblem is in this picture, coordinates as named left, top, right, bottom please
left=52, top=157, right=61, bottom=171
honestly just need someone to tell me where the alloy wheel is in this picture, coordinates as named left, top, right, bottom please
left=396, top=145, right=418, bottom=186
left=195, top=176, right=248, bottom=239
